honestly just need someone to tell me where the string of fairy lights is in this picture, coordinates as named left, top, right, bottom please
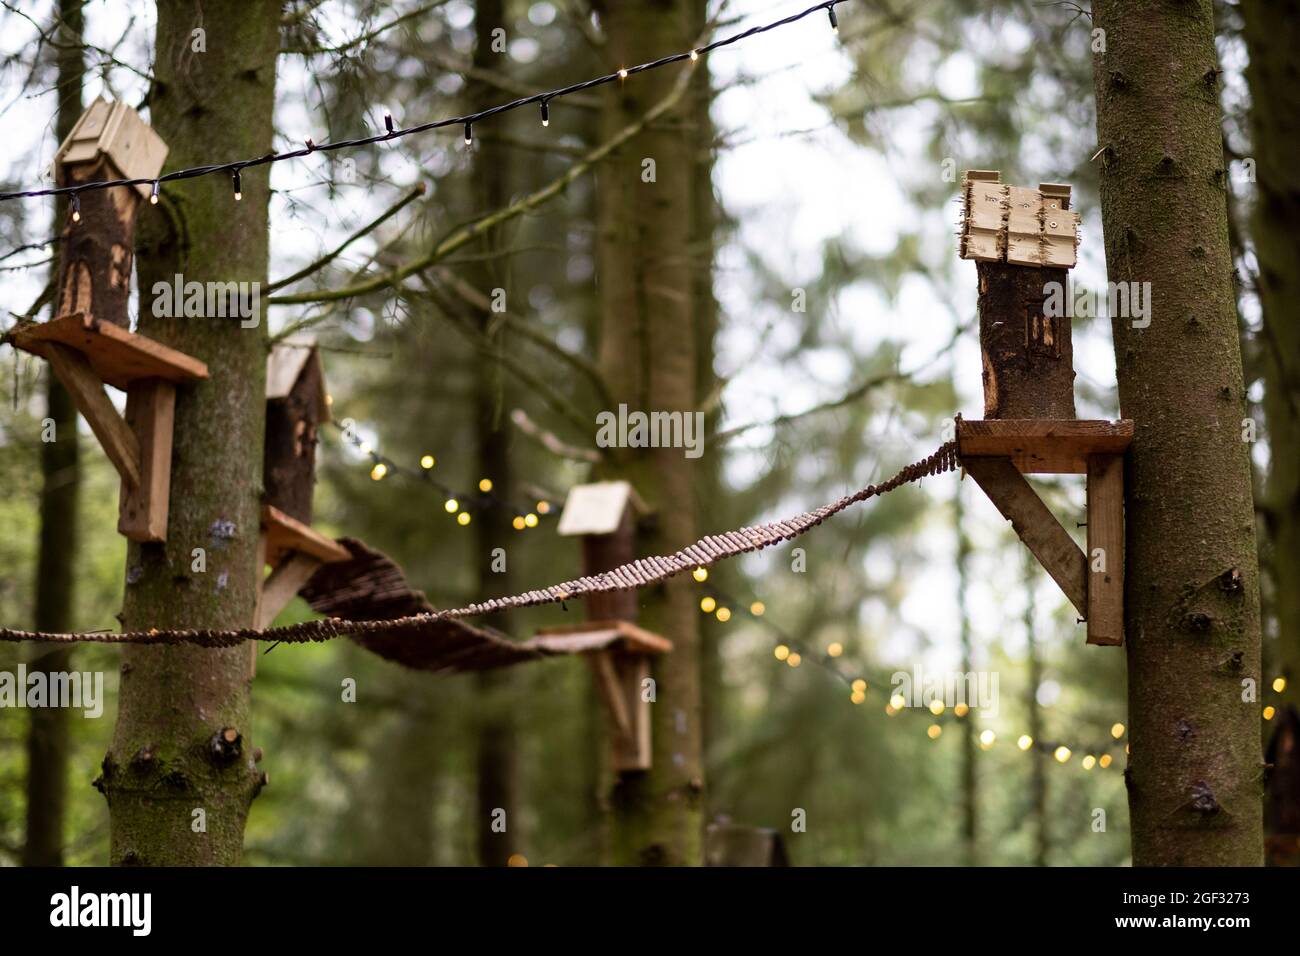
left=331, top=417, right=552, bottom=530
left=687, top=568, right=1291, bottom=771
left=0, top=0, right=850, bottom=214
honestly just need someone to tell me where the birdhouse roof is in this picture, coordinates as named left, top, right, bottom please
left=267, top=341, right=330, bottom=422
left=51, top=98, right=168, bottom=201
left=556, top=480, right=647, bottom=536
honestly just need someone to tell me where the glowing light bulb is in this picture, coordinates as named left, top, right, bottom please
left=1099, top=754, right=1113, bottom=769
left=444, top=498, right=459, bottom=513
left=70, top=194, right=81, bottom=222
left=979, top=730, right=996, bottom=749
left=1273, top=676, right=1287, bottom=693
left=420, top=454, right=435, bottom=469
left=478, top=478, right=493, bottom=492
left=716, top=607, right=731, bottom=623
left=851, top=679, right=867, bottom=694
left=232, top=170, right=242, bottom=201
left=889, top=693, right=906, bottom=710
left=827, top=641, right=843, bottom=657
left=1054, top=746, right=1072, bottom=764
left=692, top=567, right=708, bottom=582
left=1082, top=755, right=1097, bottom=770
left=536, top=501, right=550, bottom=514
left=850, top=690, right=865, bottom=705
left=827, top=5, right=839, bottom=32
left=1018, top=735, right=1034, bottom=751
left=1263, top=705, right=1276, bottom=720
left=370, top=462, right=388, bottom=481
left=540, top=101, right=550, bottom=127
left=927, top=724, right=942, bottom=740
left=700, top=596, right=716, bottom=613
left=954, top=702, right=969, bottom=718
left=786, top=652, right=800, bottom=667
left=524, top=513, right=538, bottom=527
left=618, top=68, right=628, bottom=79
left=774, top=644, right=790, bottom=661
left=507, top=854, right=527, bottom=867
left=928, top=699, right=945, bottom=716
left=750, top=601, right=765, bottom=616
left=1110, top=722, right=1125, bottom=739
left=150, top=180, right=160, bottom=204
left=457, top=511, right=472, bottom=526
left=464, top=123, right=473, bottom=145
left=690, top=49, right=699, bottom=62
left=512, top=516, right=526, bottom=530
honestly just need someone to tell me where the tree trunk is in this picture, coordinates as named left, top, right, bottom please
left=468, top=0, right=521, bottom=868
left=1091, top=0, right=1264, bottom=866
left=23, top=0, right=86, bottom=869
left=1240, top=0, right=1300, bottom=865
left=956, top=488, right=978, bottom=865
left=101, top=0, right=279, bottom=866
left=594, top=0, right=707, bottom=866
left=1024, top=552, right=1048, bottom=867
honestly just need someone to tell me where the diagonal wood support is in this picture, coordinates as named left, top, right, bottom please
left=965, top=456, right=1088, bottom=617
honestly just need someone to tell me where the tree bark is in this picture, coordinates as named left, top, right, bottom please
left=23, top=0, right=85, bottom=869
left=956, top=488, right=978, bottom=865
left=977, top=263, right=1076, bottom=419
left=1091, top=0, right=1264, bottom=866
left=1240, top=0, right=1300, bottom=865
left=1024, top=551, right=1048, bottom=867
left=594, top=0, right=707, bottom=866
left=101, top=0, right=279, bottom=866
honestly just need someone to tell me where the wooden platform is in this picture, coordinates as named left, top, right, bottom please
left=261, top=505, right=351, bottom=567
left=957, top=419, right=1133, bottom=474
left=527, top=619, right=673, bottom=656
left=10, top=312, right=208, bottom=390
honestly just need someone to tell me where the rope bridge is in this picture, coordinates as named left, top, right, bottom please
left=0, top=442, right=958, bottom=649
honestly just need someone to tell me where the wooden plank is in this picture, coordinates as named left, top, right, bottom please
left=533, top=619, right=672, bottom=655
left=45, top=342, right=141, bottom=488
left=12, top=313, right=208, bottom=390
left=118, top=379, right=174, bottom=542
left=966, top=456, right=1088, bottom=616
left=958, top=418, right=1134, bottom=474
left=586, top=650, right=633, bottom=740
left=1086, top=454, right=1125, bottom=646
left=261, top=504, right=350, bottom=565
left=255, top=552, right=321, bottom=631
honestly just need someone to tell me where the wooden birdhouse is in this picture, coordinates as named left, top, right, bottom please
left=50, top=98, right=168, bottom=329
left=955, top=171, right=1132, bottom=647
left=5, top=102, right=200, bottom=544
left=553, top=480, right=669, bottom=772
left=255, top=341, right=347, bottom=636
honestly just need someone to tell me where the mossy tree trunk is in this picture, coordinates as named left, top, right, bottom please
left=1240, top=0, right=1300, bottom=864
left=101, top=0, right=279, bottom=866
left=23, top=0, right=85, bottom=869
left=594, top=0, right=707, bottom=866
left=1091, top=0, right=1264, bottom=866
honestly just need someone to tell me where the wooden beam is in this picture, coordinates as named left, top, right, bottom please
left=1086, top=454, right=1125, bottom=646
left=261, top=504, right=350, bottom=565
left=12, top=312, right=208, bottom=390
left=957, top=418, right=1134, bottom=473
left=118, top=379, right=175, bottom=542
left=255, top=552, right=322, bottom=631
left=587, top=650, right=633, bottom=741
left=966, top=456, right=1088, bottom=616
left=45, top=342, right=141, bottom=488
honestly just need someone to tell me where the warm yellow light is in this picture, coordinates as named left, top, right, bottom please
left=885, top=704, right=897, bottom=716
left=1054, top=746, right=1071, bottom=764
left=325, top=394, right=334, bottom=407
left=457, top=512, right=472, bottom=526
left=1082, top=755, right=1096, bottom=770
left=690, top=49, right=699, bottom=62
left=444, top=498, right=459, bottom=513
left=479, top=478, right=493, bottom=492
left=889, top=693, right=906, bottom=710
left=850, top=690, right=866, bottom=705
left=524, top=513, right=539, bottom=527
left=774, top=644, right=790, bottom=661
left=851, top=678, right=867, bottom=694
left=928, top=699, right=945, bottom=716
left=978, top=730, right=996, bottom=749
left=1273, top=676, right=1287, bottom=693
left=692, top=567, right=708, bottom=582
left=954, top=702, right=969, bottom=718
left=1263, top=705, right=1276, bottom=721
left=927, top=724, right=942, bottom=740
left=700, top=596, right=717, bottom=613
left=618, top=68, right=628, bottom=78
left=786, top=652, right=801, bottom=667
left=370, top=462, right=388, bottom=480
left=1099, top=754, right=1113, bottom=768
left=507, top=854, right=528, bottom=867
left=750, top=601, right=765, bottom=616
left=420, top=454, right=435, bottom=469
left=1110, top=722, right=1125, bottom=739
left=827, top=642, right=843, bottom=658
left=359, top=441, right=373, bottom=455
left=512, top=516, right=526, bottom=530
left=537, top=500, right=551, bottom=514
left=1018, top=735, right=1034, bottom=751
left=716, top=607, right=731, bottom=623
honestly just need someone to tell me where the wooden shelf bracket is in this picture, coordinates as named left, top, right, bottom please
left=958, top=418, right=1133, bottom=646
left=9, top=312, right=208, bottom=543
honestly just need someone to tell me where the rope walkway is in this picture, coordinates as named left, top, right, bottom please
left=0, top=441, right=958, bottom=648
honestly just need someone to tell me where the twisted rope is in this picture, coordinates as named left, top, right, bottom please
left=0, top=442, right=957, bottom=648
